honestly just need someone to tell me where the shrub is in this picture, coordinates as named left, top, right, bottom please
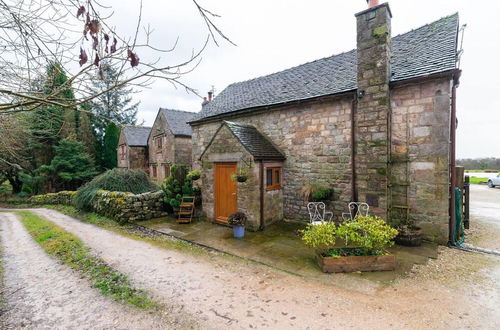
left=17, top=191, right=29, bottom=199
left=300, top=216, right=398, bottom=257
left=161, top=164, right=192, bottom=210
left=300, top=222, right=337, bottom=251
left=75, top=169, right=157, bottom=210
left=227, top=212, right=248, bottom=226
left=336, top=216, right=398, bottom=254
left=300, top=182, right=333, bottom=202
left=311, top=187, right=334, bottom=202
left=187, top=169, right=201, bottom=181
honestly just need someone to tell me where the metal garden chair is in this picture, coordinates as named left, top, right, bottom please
left=307, top=202, right=334, bottom=225
left=341, top=202, right=369, bottom=222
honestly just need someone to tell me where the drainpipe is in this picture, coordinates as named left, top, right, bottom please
left=259, top=161, right=265, bottom=230
left=351, top=93, right=358, bottom=201
left=449, top=74, right=460, bottom=244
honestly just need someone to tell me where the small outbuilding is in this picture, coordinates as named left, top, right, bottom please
left=199, top=121, right=286, bottom=231
left=117, top=126, right=151, bottom=172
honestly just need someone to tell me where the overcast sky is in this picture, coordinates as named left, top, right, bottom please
left=108, top=0, right=500, bottom=159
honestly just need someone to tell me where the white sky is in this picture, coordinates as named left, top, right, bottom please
left=108, top=0, right=500, bottom=159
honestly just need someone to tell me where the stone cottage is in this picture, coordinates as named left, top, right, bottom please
left=117, top=126, right=151, bottom=171
left=148, top=108, right=196, bottom=183
left=190, top=2, right=461, bottom=243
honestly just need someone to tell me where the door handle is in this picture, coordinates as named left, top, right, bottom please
left=232, top=193, right=236, bottom=196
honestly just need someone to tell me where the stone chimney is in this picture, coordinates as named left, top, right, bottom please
left=354, top=2, right=392, bottom=217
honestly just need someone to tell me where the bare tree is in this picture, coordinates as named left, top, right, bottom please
left=0, top=0, right=233, bottom=114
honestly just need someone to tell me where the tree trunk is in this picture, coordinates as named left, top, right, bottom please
left=8, top=175, right=23, bottom=194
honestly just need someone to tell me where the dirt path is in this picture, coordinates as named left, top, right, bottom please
left=21, top=208, right=498, bottom=329
left=0, top=212, right=187, bottom=330
left=468, top=184, right=500, bottom=250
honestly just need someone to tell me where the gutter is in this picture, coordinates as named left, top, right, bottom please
left=259, top=161, right=265, bottom=230
left=351, top=94, right=358, bottom=201
left=449, top=71, right=461, bottom=244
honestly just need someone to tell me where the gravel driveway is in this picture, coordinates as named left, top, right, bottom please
left=0, top=212, right=178, bottom=330
left=0, top=207, right=493, bottom=329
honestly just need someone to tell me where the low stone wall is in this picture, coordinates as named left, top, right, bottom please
left=92, top=190, right=167, bottom=223
left=28, top=191, right=76, bottom=206
left=28, top=190, right=167, bottom=223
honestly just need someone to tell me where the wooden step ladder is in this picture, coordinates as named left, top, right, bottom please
left=177, top=196, right=195, bottom=223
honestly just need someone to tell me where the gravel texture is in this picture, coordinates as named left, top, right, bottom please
left=0, top=212, right=192, bottom=330
left=1, top=207, right=493, bottom=329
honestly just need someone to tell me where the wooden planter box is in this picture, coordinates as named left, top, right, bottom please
left=317, top=253, right=396, bottom=273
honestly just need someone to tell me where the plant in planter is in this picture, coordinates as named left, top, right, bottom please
left=300, top=216, right=398, bottom=273
left=187, top=169, right=201, bottom=181
left=300, top=182, right=334, bottom=202
left=231, top=168, right=249, bottom=183
left=227, top=211, right=247, bottom=238
left=394, top=217, right=423, bottom=247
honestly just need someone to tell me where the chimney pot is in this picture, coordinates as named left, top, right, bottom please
left=208, top=91, right=213, bottom=102
left=366, top=0, right=379, bottom=8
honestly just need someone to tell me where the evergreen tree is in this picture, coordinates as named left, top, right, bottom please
left=60, top=108, right=77, bottom=139
left=30, top=62, right=76, bottom=167
left=88, top=62, right=139, bottom=147
left=102, top=123, right=120, bottom=169
left=37, top=138, right=98, bottom=191
left=77, top=111, right=96, bottom=159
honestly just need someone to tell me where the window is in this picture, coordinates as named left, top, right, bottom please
left=155, top=136, right=162, bottom=149
left=164, top=165, right=170, bottom=178
left=119, top=145, right=126, bottom=160
left=152, top=165, right=157, bottom=177
left=266, top=167, right=282, bottom=190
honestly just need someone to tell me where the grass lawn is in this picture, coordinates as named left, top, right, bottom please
left=468, top=177, right=489, bottom=184
left=16, top=210, right=159, bottom=310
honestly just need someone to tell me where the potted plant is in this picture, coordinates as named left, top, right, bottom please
left=300, top=182, right=334, bottom=202
left=231, top=168, right=248, bottom=183
left=187, top=169, right=201, bottom=181
left=228, top=211, right=247, bottom=238
left=300, top=216, right=398, bottom=273
left=395, top=218, right=423, bottom=247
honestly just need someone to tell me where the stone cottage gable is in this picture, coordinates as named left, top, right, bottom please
left=192, top=13, right=458, bottom=122
left=199, top=122, right=286, bottom=230
left=200, top=121, right=285, bottom=162
left=148, top=108, right=197, bottom=183
left=117, top=126, right=151, bottom=170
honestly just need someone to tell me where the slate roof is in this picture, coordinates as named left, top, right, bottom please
left=193, top=14, right=459, bottom=121
left=224, top=121, right=286, bottom=160
left=160, top=108, right=197, bottom=136
left=123, top=126, right=151, bottom=146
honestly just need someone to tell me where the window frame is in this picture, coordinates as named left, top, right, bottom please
left=265, top=167, right=282, bottom=191
left=164, top=164, right=170, bottom=178
left=119, top=145, right=126, bottom=160
left=152, top=165, right=157, bottom=177
left=155, top=136, right=163, bottom=150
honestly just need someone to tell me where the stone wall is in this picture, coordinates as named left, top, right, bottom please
left=92, top=190, right=166, bottom=223
left=193, top=96, right=354, bottom=223
left=29, top=190, right=166, bottom=223
left=29, top=191, right=76, bottom=206
left=390, top=78, right=451, bottom=243
left=128, top=146, right=149, bottom=171
left=175, top=136, right=193, bottom=166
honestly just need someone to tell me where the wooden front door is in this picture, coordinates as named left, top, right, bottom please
left=214, top=162, right=238, bottom=223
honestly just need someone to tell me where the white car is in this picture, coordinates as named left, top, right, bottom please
left=487, top=174, right=500, bottom=188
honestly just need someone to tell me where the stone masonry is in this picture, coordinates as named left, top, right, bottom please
left=354, top=3, right=392, bottom=219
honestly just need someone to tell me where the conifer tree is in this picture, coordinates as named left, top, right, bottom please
left=102, top=123, right=120, bottom=169
left=88, top=62, right=139, bottom=146
left=77, top=111, right=96, bottom=159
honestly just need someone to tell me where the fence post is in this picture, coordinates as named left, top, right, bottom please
left=464, top=175, right=470, bottom=229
